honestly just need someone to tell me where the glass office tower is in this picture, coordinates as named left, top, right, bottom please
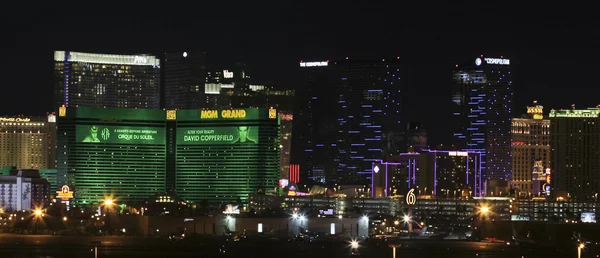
left=54, top=51, right=160, bottom=109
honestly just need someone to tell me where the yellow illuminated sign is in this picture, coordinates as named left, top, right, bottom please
left=0, top=117, right=31, bottom=122
left=201, top=110, right=218, bottom=119
left=59, top=106, right=66, bottom=117
left=221, top=110, right=246, bottom=119
left=201, top=110, right=247, bottom=119
left=533, top=114, right=543, bottom=120
left=166, top=110, right=177, bottom=120
left=56, top=185, right=74, bottom=200
left=269, top=109, right=277, bottom=119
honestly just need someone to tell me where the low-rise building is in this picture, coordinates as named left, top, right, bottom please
left=0, top=169, right=50, bottom=211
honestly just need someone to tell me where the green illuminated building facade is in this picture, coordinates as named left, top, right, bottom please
left=57, top=107, right=279, bottom=205
left=549, top=107, right=600, bottom=200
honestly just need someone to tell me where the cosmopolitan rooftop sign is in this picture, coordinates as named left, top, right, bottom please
left=475, top=57, right=510, bottom=66
left=300, top=61, right=328, bottom=67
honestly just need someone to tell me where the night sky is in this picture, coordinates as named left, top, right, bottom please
left=1, top=4, right=598, bottom=145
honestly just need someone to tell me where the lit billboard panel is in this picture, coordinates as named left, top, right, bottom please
left=177, top=126, right=259, bottom=145
left=77, top=125, right=165, bottom=144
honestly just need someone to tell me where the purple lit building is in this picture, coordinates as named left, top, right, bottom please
left=372, top=150, right=482, bottom=198
left=452, top=56, right=513, bottom=183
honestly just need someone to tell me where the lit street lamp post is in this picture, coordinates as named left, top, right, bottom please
left=389, top=244, right=401, bottom=258
left=103, top=199, right=115, bottom=235
left=34, top=209, right=43, bottom=234
left=578, top=243, right=584, bottom=258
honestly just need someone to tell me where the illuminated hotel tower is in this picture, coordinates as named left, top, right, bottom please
left=294, top=58, right=404, bottom=185
left=0, top=115, right=57, bottom=170
left=550, top=106, right=600, bottom=201
left=452, top=55, right=513, bottom=185
left=54, top=51, right=160, bottom=109
left=511, top=101, right=550, bottom=196
left=334, top=58, right=403, bottom=185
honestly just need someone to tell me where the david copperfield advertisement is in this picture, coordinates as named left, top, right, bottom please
left=77, top=125, right=166, bottom=144
left=177, top=127, right=259, bottom=145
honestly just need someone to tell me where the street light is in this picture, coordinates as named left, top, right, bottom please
left=63, top=216, right=68, bottom=222
left=34, top=209, right=43, bottom=234
left=103, top=199, right=116, bottom=235
left=350, top=240, right=359, bottom=249
left=402, top=215, right=412, bottom=233
left=480, top=206, right=490, bottom=214
left=578, top=243, right=585, bottom=258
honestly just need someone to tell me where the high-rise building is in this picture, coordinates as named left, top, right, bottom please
left=201, top=70, right=294, bottom=181
left=57, top=106, right=279, bottom=205
left=293, top=59, right=404, bottom=185
left=372, top=150, right=482, bottom=198
left=54, top=51, right=160, bottom=109
left=0, top=115, right=56, bottom=170
left=203, top=63, right=252, bottom=109
left=550, top=106, right=600, bottom=201
left=511, top=101, right=550, bottom=196
left=292, top=60, right=337, bottom=184
left=406, top=122, right=427, bottom=152
left=164, top=51, right=206, bottom=109
left=335, top=58, right=403, bottom=185
left=452, top=55, right=513, bottom=184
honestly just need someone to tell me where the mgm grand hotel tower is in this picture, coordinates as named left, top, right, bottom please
left=56, top=106, right=280, bottom=205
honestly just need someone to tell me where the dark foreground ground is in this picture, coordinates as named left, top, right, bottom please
left=0, top=234, right=598, bottom=258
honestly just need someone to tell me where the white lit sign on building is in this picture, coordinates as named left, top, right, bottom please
left=406, top=189, right=416, bottom=205
left=223, top=204, right=240, bottom=214
left=300, top=61, right=328, bottom=67
left=133, top=56, right=148, bottom=64
left=223, top=70, right=234, bottom=78
left=581, top=212, right=596, bottom=223
left=448, top=151, right=468, bottom=156
left=478, top=57, right=510, bottom=65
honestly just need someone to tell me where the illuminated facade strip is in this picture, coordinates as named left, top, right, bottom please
left=54, top=51, right=160, bottom=66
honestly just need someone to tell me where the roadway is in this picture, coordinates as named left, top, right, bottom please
left=0, top=234, right=595, bottom=257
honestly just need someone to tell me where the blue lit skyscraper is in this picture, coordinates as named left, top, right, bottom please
left=292, top=58, right=404, bottom=186
left=335, top=58, right=403, bottom=185
left=452, top=56, right=513, bottom=185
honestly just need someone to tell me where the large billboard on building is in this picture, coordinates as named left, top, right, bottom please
left=177, top=126, right=259, bottom=145
left=77, top=125, right=166, bottom=144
